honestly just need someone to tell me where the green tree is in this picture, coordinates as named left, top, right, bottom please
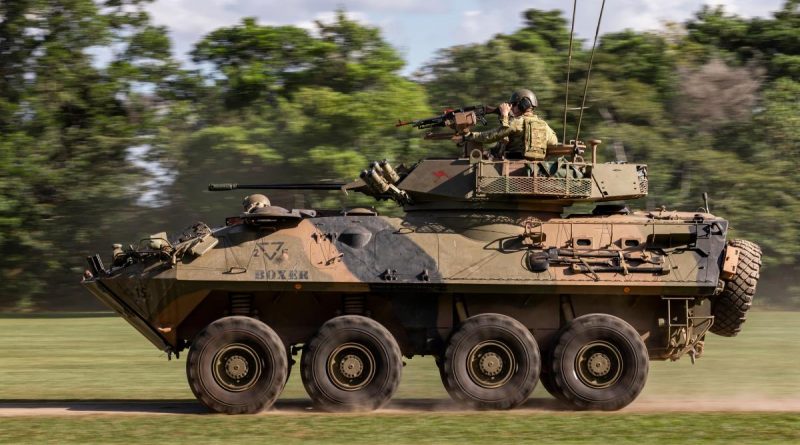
left=421, top=39, right=554, bottom=105
left=594, top=31, right=677, bottom=98
left=686, top=1, right=800, bottom=80
left=183, top=13, right=431, bottom=213
left=0, top=0, right=180, bottom=309
left=190, top=19, right=321, bottom=109
left=501, top=9, right=574, bottom=64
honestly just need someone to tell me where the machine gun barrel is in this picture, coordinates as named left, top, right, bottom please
left=208, top=183, right=346, bottom=191
left=396, top=104, right=500, bottom=129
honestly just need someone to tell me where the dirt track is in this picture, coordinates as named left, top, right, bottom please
left=1, top=397, right=799, bottom=417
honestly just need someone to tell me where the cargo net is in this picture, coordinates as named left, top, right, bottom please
left=476, top=161, right=592, bottom=197
left=478, top=176, right=592, bottom=196
left=639, top=175, right=649, bottom=194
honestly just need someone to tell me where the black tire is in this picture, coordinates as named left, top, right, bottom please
left=435, top=355, right=469, bottom=409
left=539, top=351, right=567, bottom=402
left=301, top=315, right=402, bottom=412
left=186, top=316, right=288, bottom=414
left=284, top=353, right=295, bottom=388
left=442, top=313, right=540, bottom=410
left=538, top=327, right=568, bottom=403
left=710, top=239, right=762, bottom=337
left=550, top=314, right=648, bottom=411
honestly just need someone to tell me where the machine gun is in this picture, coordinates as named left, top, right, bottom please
left=396, top=104, right=501, bottom=157
left=396, top=104, right=499, bottom=131
left=396, top=104, right=500, bottom=153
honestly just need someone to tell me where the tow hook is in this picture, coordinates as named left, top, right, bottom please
left=688, top=341, right=705, bottom=365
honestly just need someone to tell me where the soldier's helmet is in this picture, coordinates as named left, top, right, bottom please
left=509, top=89, right=538, bottom=109
left=242, top=194, right=271, bottom=213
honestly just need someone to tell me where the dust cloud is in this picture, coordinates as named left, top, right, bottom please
left=1, top=396, right=798, bottom=417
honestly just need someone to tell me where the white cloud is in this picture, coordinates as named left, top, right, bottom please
left=294, top=10, right=371, bottom=33
left=146, top=0, right=788, bottom=70
left=454, top=9, right=509, bottom=47
left=148, top=0, right=240, bottom=34
left=146, top=1, right=416, bottom=62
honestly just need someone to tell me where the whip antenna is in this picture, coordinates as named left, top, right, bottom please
left=575, top=0, right=606, bottom=142
left=562, top=0, right=577, bottom=144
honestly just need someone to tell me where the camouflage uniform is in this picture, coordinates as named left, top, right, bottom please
left=468, top=111, right=558, bottom=160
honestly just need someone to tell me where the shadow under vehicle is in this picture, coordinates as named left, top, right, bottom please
left=82, top=139, right=761, bottom=414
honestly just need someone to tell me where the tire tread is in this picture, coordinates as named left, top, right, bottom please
left=186, top=316, right=287, bottom=414
left=710, top=239, right=762, bottom=337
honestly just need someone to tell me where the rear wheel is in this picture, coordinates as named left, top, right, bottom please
left=301, top=315, right=402, bottom=412
left=710, top=239, right=762, bottom=337
left=538, top=327, right=568, bottom=403
left=441, top=313, right=540, bottom=410
left=538, top=352, right=567, bottom=402
left=186, top=316, right=288, bottom=414
left=549, top=314, right=648, bottom=411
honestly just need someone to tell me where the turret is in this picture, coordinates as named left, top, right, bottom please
left=344, top=141, right=648, bottom=213
left=209, top=141, right=648, bottom=215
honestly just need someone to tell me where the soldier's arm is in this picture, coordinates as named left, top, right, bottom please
left=546, top=124, right=559, bottom=145
left=498, top=102, right=513, bottom=127
left=469, top=118, right=522, bottom=143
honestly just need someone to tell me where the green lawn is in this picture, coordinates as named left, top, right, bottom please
left=1, top=311, right=798, bottom=401
left=1, top=413, right=799, bottom=445
left=0, top=312, right=798, bottom=444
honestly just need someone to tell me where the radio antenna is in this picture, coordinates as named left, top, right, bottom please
left=574, top=0, right=606, bottom=142
left=562, top=0, right=577, bottom=144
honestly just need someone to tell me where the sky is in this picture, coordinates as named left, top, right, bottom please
left=145, top=0, right=787, bottom=75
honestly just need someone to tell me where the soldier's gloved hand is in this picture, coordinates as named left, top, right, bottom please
left=498, top=102, right=512, bottom=118
left=452, top=133, right=471, bottom=144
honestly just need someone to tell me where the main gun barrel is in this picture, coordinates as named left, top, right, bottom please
left=209, top=183, right=346, bottom=192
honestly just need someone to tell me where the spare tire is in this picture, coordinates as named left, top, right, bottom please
left=710, top=239, right=762, bottom=337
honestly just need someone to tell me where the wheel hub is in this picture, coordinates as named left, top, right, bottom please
left=467, top=340, right=516, bottom=389
left=339, top=354, right=364, bottom=379
left=327, top=343, right=376, bottom=391
left=575, top=340, right=623, bottom=389
left=224, top=355, right=250, bottom=379
left=479, top=352, right=503, bottom=377
left=586, top=352, right=611, bottom=377
left=212, top=343, right=262, bottom=392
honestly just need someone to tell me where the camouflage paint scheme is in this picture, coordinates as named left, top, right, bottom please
left=83, top=155, right=736, bottom=364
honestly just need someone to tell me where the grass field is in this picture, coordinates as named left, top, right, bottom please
left=0, top=312, right=798, bottom=444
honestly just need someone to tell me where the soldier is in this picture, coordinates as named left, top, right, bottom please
left=452, top=89, right=558, bottom=160
left=242, top=194, right=270, bottom=213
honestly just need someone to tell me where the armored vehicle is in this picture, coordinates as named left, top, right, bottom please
left=82, top=139, right=761, bottom=414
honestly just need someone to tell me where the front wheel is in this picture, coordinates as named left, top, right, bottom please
left=186, top=316, right=288, bottom=414
left=549, top=314, right=648, bottom=411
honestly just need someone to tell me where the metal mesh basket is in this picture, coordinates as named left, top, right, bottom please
left=477, top=175, right=592, bottom=197
left=639, top=176, right=649, bottom=194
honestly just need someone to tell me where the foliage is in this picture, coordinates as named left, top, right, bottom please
left=595, top=31, right=678, bottom=98
left=188, top=12, right=432, bottom=185
left=686, top=0, right=800, bottom=79
left=0, top=0, right=180, bottom=309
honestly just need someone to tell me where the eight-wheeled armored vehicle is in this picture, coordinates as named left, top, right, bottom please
left=82, top=139, right=762, bottom=414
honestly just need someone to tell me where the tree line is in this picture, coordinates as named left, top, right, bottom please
left=1, top=0, right=798, bottom=310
